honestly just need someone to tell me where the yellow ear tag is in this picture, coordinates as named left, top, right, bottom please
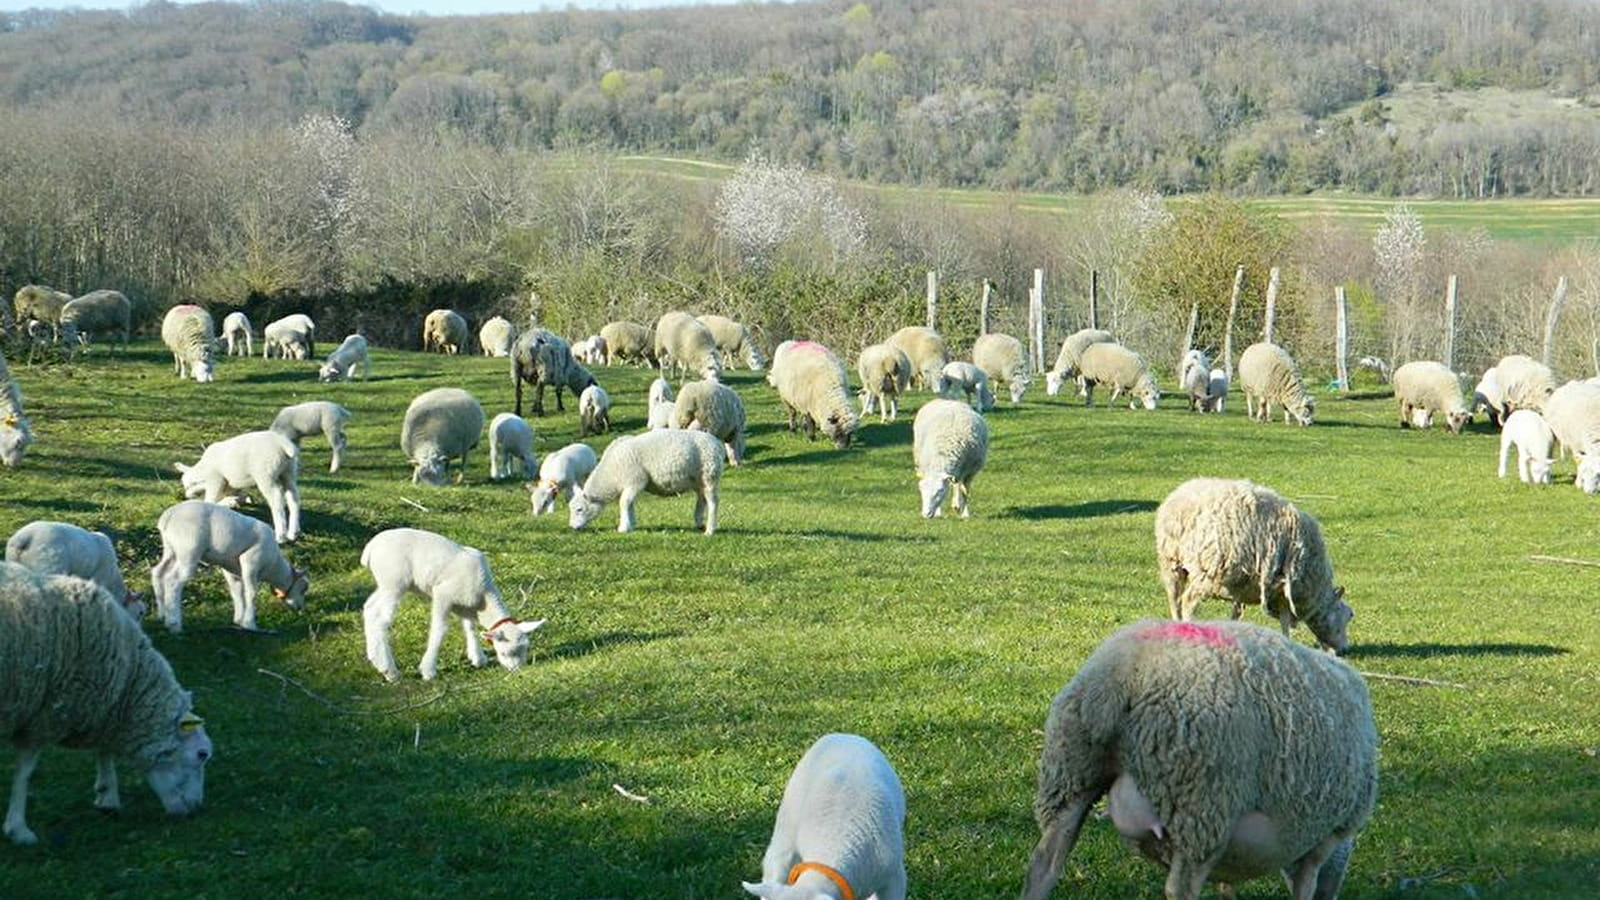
left=2, top=415, right=16, bottom=427
left=179, top=712, right=204, bottom=733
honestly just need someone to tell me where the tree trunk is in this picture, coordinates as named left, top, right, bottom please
left=1223, top=265, right=1245, bottom=381
left=1181, top=300, right=1199, bottom=371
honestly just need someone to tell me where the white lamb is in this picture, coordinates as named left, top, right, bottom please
left=972, top=332, right=1031, bottom=404
left=940, top=360, right=997, bottom=411
left=318, top=333, right=370, bottom=382
left=261, top=313, right=315, bottom=360
left=1203, top=367, right=1229, bottom=413
left=5, top=520, right=143, bottom=619
left=161, top=304, right=217, bottom=383
left=648, top=376, right=675, bottom=407
left=743, top=733, right=906, bottom=900
left=646, top=398, right=678, bottom=430
left=401, top=387, right=485, bottom=485
left=1543, top=379, right=1600, bottom=493
left=270, top=400, right=351, bottom=474
left=175, top=430, right=302, bottom=542
left=856, top=343, right=913, bottom=423
left=1178, top=349, right=1211, bottom=412
left=569, top=430, right=724, bottom=535
left=150, top=500, right=309, bottom=633
left=913, top=398, right=989, bottom=519
left=572, top=334, right=608, bottom=366
left=578, top=383, right=612, bottom=437
left=221, top=311, right=253, bottom=356
left=1498, top=409, right=1554, bottom=484
left=488, top=412, right=538, bottom=481
left=529, top=442, right=599, bottom=515
left=479, top=316, right=517, bottom=357
left=0, top=347, right=33, bottom=467
left=359, top=527, right=545, bottom=682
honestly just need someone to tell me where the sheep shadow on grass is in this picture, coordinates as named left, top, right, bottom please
left=1004, top=499, right=1159, bottom=520
left=542, top=629, right=683, bottom=663
left=1344, top=641, right=1569, bottom=659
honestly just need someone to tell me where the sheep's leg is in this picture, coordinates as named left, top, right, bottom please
left=954, top=480, right=971, bottom=518
left=1164, top=854, right=1219, bottom=900
left=617, top=488, right=639, bottom=533
left=284, top=483, right=301, bottom=542
left=1160, top=562, right=1187, bottom=620
left=221, top=569, right=254, bottom=630
left=879, top=864, right=908, bottom=900
left=460, top=616, right=486, bottom=668
left=1082, top=382, right=1095, bottom=408
left=328, top=427, right=346, bottom=474
left=1399, top=401, right=1412, bottom=428
left=151, top=549, right=194, bottom=634
left=1020, top=795, right=1094, bottom=900
left=4, top=747, right=41, bottom=845
left=362, top=590, right=404, bottom=682
left=1499, top=434, right=1512, bottom=478
left=93, top=754, right=121, bottom=812
left=418, top=598, right=453, bottom=681
left=489, top=444, right=502, bottom=480
left=1283, top=834, right=1345, bottom=900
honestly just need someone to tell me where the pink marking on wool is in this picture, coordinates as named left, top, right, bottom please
left=1135, top=621, right=1237, bottom=647
left=791, top=341, right=829, bottom=353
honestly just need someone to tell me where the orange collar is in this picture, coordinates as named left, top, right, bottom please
left=787, top=861, right=854, bottom=900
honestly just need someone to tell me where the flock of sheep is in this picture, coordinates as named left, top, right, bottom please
left=3, top=287, right=1598, bottom=899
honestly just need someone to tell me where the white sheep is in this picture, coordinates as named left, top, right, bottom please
left=674, top=378, right=747, bottom=465
left=648, top=376, right=675, bottom=407
left=5, top=520, right=142, bottom=619
left=1021, top=618, right=1377, bottom=900
left=1472, top=365, right=1507, bottom=427
left=1239, top=341, right=1315, bottom=425
left=654, top=311, right=724, bottom=381
left=1496, top=353, right=1556, bottom=414
left=600, top=320, right=656, bottom=367
left=578, top=383, right=612, bottom=437
left=886, top=325, right=948, bottom=392
left=401, top=387, right=485, bottom=485
left=478, top=315, right=517, bottom=357
left=150, top=500, right=309, bottom=633
left=939, top=360, right=997, bottom=411
left=1178, top=349, right=1211, bottom=412
left=572, top=334, right=607, bottom=366
left=529, top=442, right=598, bottom=515
left=270, top=400, right=351, bottom=474
left=973, top=332, right=1031, bottom=404
left=698, top=313, right=767, bottom=370
left=0, top=347, right=33, bottom=467
left=1393, top=360, right=1470, bottom=433
left=1078, top=342, right=1160, bottom=410
left=488, top=412, right=538, bottom=481
left=856, top=343, right=912, bottom=423
left=569, top=430, right=724, bottom=534
left=1046, top=328, right=1116, bottom=396
left=222, top=311, right=254, bottom=357
left=176, top=430, right=302, bottom=542
left=743, top=733, right=906, bottom=900
left=769, top=340, right=859, bottom=449
left=359, top=527, right=545, bottom=682
left=913, top=398, right=989, bottom=518
left=646, top=398, right=678, bottom=430
left=0, top=562, right=212, bottom=846
left=1154, top=477, right=1352, bottom=653
left=1498, top=409, right=1554, bottom=484
left=58, top=289, right=132, bottom=354
left=1543, top=379, right=1600, bottom=493
left=261, top=313, right=315, bottom=360
left=318, top=333, right=370, bottom=382
left=422, top=308, right=469, bottom=354
left=161, top=304, right=218, bottom=383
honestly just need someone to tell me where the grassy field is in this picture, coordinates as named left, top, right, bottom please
left=1, top=343, right=1597, bottom=899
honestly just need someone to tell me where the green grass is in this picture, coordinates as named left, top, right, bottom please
left=2, top=343, right=1598, bottom=898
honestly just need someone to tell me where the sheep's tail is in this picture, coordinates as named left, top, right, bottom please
left=1020, top=796, right=1092, bottom=900
left=359, top=540, right=373, bottom=570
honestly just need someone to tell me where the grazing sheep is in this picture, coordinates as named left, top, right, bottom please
left=478, top=315, right=517, bottom=357
left=175, top=430, right=302, bottom=542
left=1021, top=618, right=1377, bottom=900
left=698, top=313, right=767, bottom=370
left=1498, top=409, right=1554, bottom=484
left=150, top=500, right=309, bottom=633
left=23, top=319, right=53, bottom=365
left=648, top=376, right=675, bottom=407
left=674, top=379, right=747, bottom=465
left=940, top=360, right=997, bottom=411
left=646, top=398, right=678, bottom=430
left=0, top=562, right=212, bottom=846
left=600, top=320, right=656, bottom=367
left=913, top=398, right=989, bottom=518
left=222, top=311, right=254, bottom=357
left=654, top=311, right=723, bottom=381
left=1356, top=355, right=1392, bottom=383
left=401, top=387, right=484, bottom=486
left=856, top=343, right=912, bottom=423
left=318, top=333, right=370, bottom=382
left=261, top=313, right=315, bottom=360
left=1472, top=366, right=1507, bottom=427
left=422, top=309, right=469, bottom=355
left=1393, top=360, right=1470, bottom=433
left=1078, top=342, right=1160, bottom=410
left=572, top=334, right=608, bottom=366
left=270, top=400, right=351, bottom=474
left=359, top=527, right=545, bottom=682
left=488, top=412, right=538, bottom=481
left=1203, top=368, right=1229, bottom=413
left=1543, top=380, right=1600, bottom=493
left=13, top=285, right=71, bottom=342
left=886, top=325, right=949, bottom=392
left=0, top=347, right=33, bottom=467
left=1154, top=477, right=1352, bottom=653
left=1239, top=342, right=1315, bottom=426
left=578, top=384, right=612, bottom=437
left=769, top=340, right=859, bottom=449
left=1496, top=354, right=1556, bottom=414
left=973, top=332, right=1031, bottom=404
left=529, top=442, right=598, bottom=516
left=743, top=733, right=906, bottom=900
left=58, top=289, right=132, bottom=354
left=1178, top=349, right=1211, bottom=412
left=161, top=304, right=218, bottom=383
left=5, top=521, right=141, bottom=619
left=569, top=430, right=724, bottom=534
left=1046, top=328, right=1116, bottom=396
left=510, top=328, right=591, bottom=417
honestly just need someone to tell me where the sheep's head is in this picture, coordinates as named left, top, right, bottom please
left=1045, top=370, right=1065, bottom=396
left=272, top=568, right=310, bottom=611
left=1134, top=382, right=1161, bottom=411
left=411, top=453, right=450, bottom=486
left=1530, top=457, right=1554, bottom=484
left=1294, top=396, right=1317, bottom=426
left=530, top=480, right=558, bottom=516
left=1445, top=410, right=1471, bottom=434
left=317, top=361, right=342, bottom=382
left=1307, top=586, right=1352, bottom=655
left=479, top=616, right=546, bottom=670
left=191, top=358, right=215, bottom=383
left=568, top=487, right=603, bottom=529
left=1577, top=456, right=1600, bottom=494
left=1007, top=376, right=1029, bottom=404
left=700, top=359, right=722, bottom=382
left=122, top=589, right=148, bottom=620
left=0, top=414, right=32, bottom=467
left=919, top=472, right=952, bottom=518
left=173, top=461, right=209, bottom=499
left=144, top=704, right=211, bottom=818
left=823, top=410, right=856, bottom=449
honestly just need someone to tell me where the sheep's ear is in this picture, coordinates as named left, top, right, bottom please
left=741, top=882, right=780, bottom=898
left=1334, top=586, right=1346, bottom=602
left=517, top=618, right=547, bottom=634
left=174, top=462, right=190, bottom=474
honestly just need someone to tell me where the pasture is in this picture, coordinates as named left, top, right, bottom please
left=1, top=342, right=1597, bottom=899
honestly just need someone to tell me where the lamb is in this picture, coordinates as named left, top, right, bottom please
left=175, top=430, right=302, bottom=542
left=698, top=313, right=768, bottom=370
left=488, top=412, right=538, bottom=480
left=270, top=400, right=351, bottom=474
left=856, top=343, right=913, bottom=423
left=150, top=500, right=309, bottom=633
left=742, top=733, right=906, bottom=900
left=973, top=332, right=1031, bottom=404
left=1239, top=342, right=1315, bottom=426
left=913, top=398, right=989, bottom=518
left=768, top=340, right=859, bottom=449
left=161, top=304, right=218, bottom=383
left=478, top=315, right=517, bottom=357
left=261, top=313, right=315, bottom=360
left=673, top=378, right=747, bottom=465
left=12, top=285, right=71, bottom=340
left=401, top=387, right=484, bottom=485
left=569, top=429, right=724, bottom=534
left=222, top=311, right=254, bottom=357
left=1203, top=368, right=1229, bottom=413
left=1178, top=349, right=1211, bottom=412
left=1496, top=353, right=1556, bottom=413
left=578, top=383, right=612, bottom=438
left=58, top=289, right=132, bottom=354
left=318, top=333, right=370, bottom=382
left=5, top=521, right=142, bottom=619
left=510, top=328, right=592, bottom=417
left=1020, top=618, right=1378, bottom=900
left=1078, top=342, right=1160, bottom=410
left=422, top=308, right=469, bottom=355
left=1542, top=379, right=1600, bottom=493
left=1154, top=477, right=1352, bottom=653
left=1045, top=328, right=1116, bottom=396
left=1472, top=366, right=1507, bottom=427
left=654, top=310, right=724, bottom=381
left=1393, top=360, right=1470, bottom=433
left=648, top=376, right=675, bottom=407
left=646, top=398, right=678, bottom=430
left=1498, top=409, right=1554, bottom=484
left=0, top=347, right=33, bottom=467
left=529, top=442, right=598, bottom=515
left=600, top=320, right=656, bottom=367
left=0, top=562, right=212, bottom=846
left=359, top=527, right=545, bottom=682
left=572, top=334, right=608, bottom=366
left=940, top=360, right=997, bottom=411
left=886, top=325, right=949, bottom=392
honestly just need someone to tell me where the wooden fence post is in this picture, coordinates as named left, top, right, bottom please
left=1031, top=268, right=1046, bottom=372
left=925, top=271, right=938, bottom=330
left=1542, top=276, right=1568, bottom=368
left=1088, top=269, right=1099, bottom=331
left=1181, top=301, right=1199, bottom=371
left=1443, top=274, right=1458, bottom=371
left=1223, top=265, right=1245, bottom=381
left=1335, top=285, right=1349, bottom=391
left=979, top=280, right=992, bottom=336
left=1262, top=266, right=1281, bottom=344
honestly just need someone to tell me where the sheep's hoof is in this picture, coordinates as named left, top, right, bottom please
left=5, top=825, right=39, bottom=846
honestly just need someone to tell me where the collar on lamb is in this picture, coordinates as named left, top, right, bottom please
left=787, top=861, right=854, bottom=900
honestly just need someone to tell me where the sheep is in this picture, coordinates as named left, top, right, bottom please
left=1178, top=349, right=1211, bottom=412
left=422, top=308, right=469, bottom=355
left=5, top=521, right=142, bottom=619
left=1472, top=366, right=1507, bottom=427
left=488, top=412, right=538, bottom=480
left=743, top=733, right=906, bottom=900
left=1020, top=617, right=1378, bottom=900
left=1393, top=360, right=1470, bottom=433
left=318, top=333, right=370, bottom=382
left=649, top=376, right=675, bottom=407
left=1046, top=328, right=1116, bottom=396
left=150, top=500, right=309, bottom=634
left=654, top=310, right=724, bottom=381
left=579, top=383, right=612, bottom=438
left=176, top=430, right=302, bottom=542
left=261, top=313, right=315, bottom=360
left=58, top=289, right=132, bottom=354
left=600, top=320, right=656, bottom=367
left=698, top=313, right=767, bottom=370
left=478, top=315, right=517, bottom=358
left=856, top=343, right=912, bottom=423
left=973, top=332, right=1031, bottom=404
left=1496, top=353, right=1556, bottom=414
left=0, top=347, right=33, bottom=467
left=572, top=334, right=607, bottom=366
left=529, top=442, right=598, bottom=516
left=886, top=325, right=948, bottom=392
left=401, top=387, right=484, bottom=486
left=270, top=400, right=351, bottom=474
left=913, top=398, right=989, bottom=519
left=0, top=562, right=212, bottom=846
left=569, top=429, right=724, bottom=534
left=1154, top=477, right=1352, bottom=653
left=1239, top=342, right=1315, bottom=426
left=359, top=527, right=545, bottom=682
left=1542, top=379, right=1600, bottom=493
left=510, top=328, right=592, bottom=417
left=161, top=304, right=218, bottom=383
left=1498, top=409, right=1554, bottom=484
left=222, top=311, right=254, bottom=357
left=674, top=378, right=747, bottom=465
left=768, top=340, right=859, bottom=449
left=12, top=284, right=70, bottom=341
left=1204, top=367, right=1229, bottom=413
left=1078, top=342, right=1160, bottom=410
left=940, top=360, right=997, bottom=411
left=646, top=398, right=678, bottom=430
left=23, top=319, right=53, bottom=365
